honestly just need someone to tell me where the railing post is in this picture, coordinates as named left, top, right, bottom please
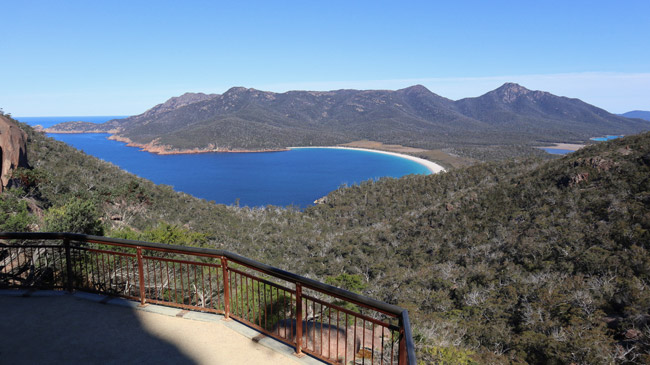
left=398, top=310, right=416, bottom=365
left=221, top=257, right=230, bottom=320
left=136, top=247, right=146, bottom=306
left=399, top=325, right=406, bottom=365
left=294, top=283, right=304, bottom=357
left=63, top=238, right=73, bottom=292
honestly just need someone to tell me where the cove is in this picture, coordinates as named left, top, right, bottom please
left=46, top=133, right=432, bottom=208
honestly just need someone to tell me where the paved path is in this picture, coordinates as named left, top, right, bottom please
left=0, top=290, right=322, bottom=365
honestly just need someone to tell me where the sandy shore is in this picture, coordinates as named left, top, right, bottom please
left=538, top=143, right=585, bottom=151
left=289, top=146, right=445, bottom=174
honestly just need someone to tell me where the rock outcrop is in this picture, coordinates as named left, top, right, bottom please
left=0, top=115, right=29, bottom=192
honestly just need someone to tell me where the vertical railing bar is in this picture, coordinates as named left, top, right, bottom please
left=167, top=261, right=174, bottom=303
left=56, top=246, right=64, bottom=288
left=256, top=278, right=260, bottom=324
left=312, top=300, right=316, bottom=352
left=245, top=276, right=250, bottom=322
left=15, top=246, right=22, bottom=279
left=125, top=254, right=132, bottom=295
left=159, top=259, right=165, bottom=301
left=144, top=256, right=150, bottom=299
left=174, top=263, right=185, bottom=304
left=362, top=319, right=366, bottom=365
left=100, top=251, right=108, bottom=292
left=199, top=265, right=205, bottom=307
left=111, top=254, right=117, bottom=292
left=286, top=289, right=291, bottom=340
left=208, top=267, right=214, bottom=310
left=93, top=251, right=101, bottom=291
left=345, top=313, right=349, bottom=365
left=239, top=273, right=243, bottom=319
left=354, top=316, right=358, bottom=364
left=295, top=283, right=303, bottom=357
left=263, top=282, right=268, bottom=330
left=136, top=247, right=146, bottom=306
left=76, top=250, right=88, bottom=289
left=118, top=256, right=124, bottom=294
left=328, top=305, right=332, bottom=360
left=249, top=276, right=253, bottom=322
left=153, top=259, right=159, bottom=301
left=217, top=265, right=222, bottom=311
left=231, top=271, right=236, bottom=317
left=221, top=258, right=230, bottom=319
left=272, top=287, right=278, bottom=336
left=186, top=263, right=192, bottom=305
left=381, top=325, right=385, bottom=365
left=194, top=266, right=202, bottom=308
left=391, top=326, right=395, bottom=365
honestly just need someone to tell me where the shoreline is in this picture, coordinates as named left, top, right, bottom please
left=108, top=134, right=289, bottom=154
left=536, top=143, right=585, bottom=151
left=289, top=146, right=445, bottom=174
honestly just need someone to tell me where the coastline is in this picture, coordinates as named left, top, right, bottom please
left=106, top=135, right=290, bottom=155
left=289, top=146, right=446, bottom=174
left=41, top=130, right=446, bottom=168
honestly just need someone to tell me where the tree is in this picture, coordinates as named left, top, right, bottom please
left=44, top=198, right=104, bottom=235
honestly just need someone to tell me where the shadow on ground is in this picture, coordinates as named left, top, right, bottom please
left=0, top=293, right=195, bottom=364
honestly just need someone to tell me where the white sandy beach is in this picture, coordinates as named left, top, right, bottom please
left=537, top=143, right=585, bottom=151
left=289, top=146, right=446, bottom=174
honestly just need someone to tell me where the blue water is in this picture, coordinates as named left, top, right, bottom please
left=16, top=115, right=430, bottom=208
left=541, top=148, right=573, bottom=155
left=49, top=134, right=430, bottom=207
left=590, top=135, right=622, bottom=142
left=15, top=116, right=127, bottom=129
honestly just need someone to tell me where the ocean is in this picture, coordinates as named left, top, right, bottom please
left=16, top=116, right=431, bottom=208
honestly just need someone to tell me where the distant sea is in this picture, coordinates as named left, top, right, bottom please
left=15, top=116, right=127, bottom=129
left=16, top=116, right=431, bottom=208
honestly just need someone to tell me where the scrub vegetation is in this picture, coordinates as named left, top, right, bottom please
left=2, top=117, right=650, bottom=363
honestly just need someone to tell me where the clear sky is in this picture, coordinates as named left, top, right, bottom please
left=2, top=0, right=649, bottom=116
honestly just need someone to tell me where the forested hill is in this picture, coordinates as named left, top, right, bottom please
left=3, top=116, right=650, bottom=363
left=47, top=84, right=648, bottom=154
left=622, top=110, right=650, bottom=121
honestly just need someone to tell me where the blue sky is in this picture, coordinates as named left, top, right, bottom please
left=2, top=0, right=649, bottom=116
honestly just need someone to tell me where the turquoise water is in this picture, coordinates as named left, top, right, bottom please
left=590, top=135, right=623, bottom=142
left=541, top=148, right=574, bottom=155
left=16, top=116, right=431, bottom=208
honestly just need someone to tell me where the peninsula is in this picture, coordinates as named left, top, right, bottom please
left=45, top=83, right=649, bottom=162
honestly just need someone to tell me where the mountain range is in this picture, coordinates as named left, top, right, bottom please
left=47, top=83, right=649, bottom=154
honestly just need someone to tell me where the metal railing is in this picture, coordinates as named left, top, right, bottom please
left=0, top=232, right=416, bottom=365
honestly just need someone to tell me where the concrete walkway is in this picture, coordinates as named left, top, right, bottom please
left=0, top=290, right=323, bottom=365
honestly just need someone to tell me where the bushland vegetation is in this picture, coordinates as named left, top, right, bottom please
left=2, top=117, right=649, bottom=363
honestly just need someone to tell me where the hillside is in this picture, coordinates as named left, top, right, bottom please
left=622, top=110, right=650, bottom=121
left=46, top=84, right=649, bottom=159
left=3, top=115, right=650, bottom=363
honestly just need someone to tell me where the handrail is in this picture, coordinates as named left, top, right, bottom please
left=0, top=231, right=417, bottom=364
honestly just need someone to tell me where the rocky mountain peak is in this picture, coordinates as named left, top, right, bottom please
left=399, top=84, right=432, bottom=95
left=142, top=92, right=218, bottom=118
left=488, top=82, right=552, bottom=103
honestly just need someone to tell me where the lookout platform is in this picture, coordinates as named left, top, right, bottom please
left=0, top=290, right=322, bottom=365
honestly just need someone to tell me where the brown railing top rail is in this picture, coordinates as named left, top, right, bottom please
left=0, top=231, right=417, bottom=362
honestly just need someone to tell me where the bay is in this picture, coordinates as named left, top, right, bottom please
left=16, top=115, right=431, bottom=208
